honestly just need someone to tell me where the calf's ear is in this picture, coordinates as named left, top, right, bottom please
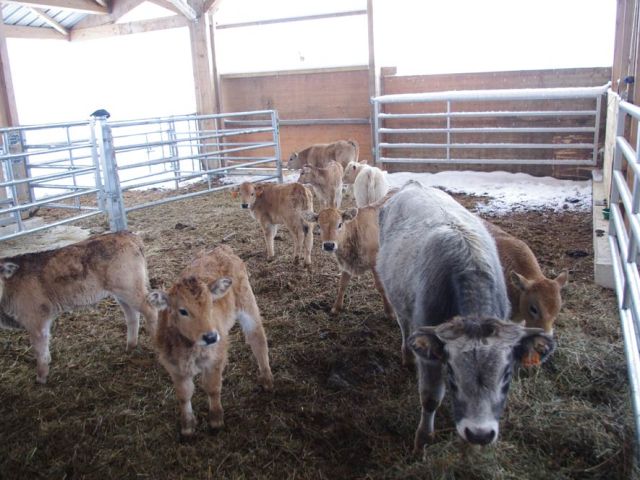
left=342, top=208, right=358, bottom=222
left=408, top=327, right=445, bottom=361
left=555, top=270, right=569, bottom=289
left=147, top=290, right=169, bottom=310
left=254, top=185, right=264, bottom=197
left=301, top=210, right=319, bottom=223
left=511, top=271, right=533, bottom=292
left=0, top=262, right=18, bottom=279
left=514, top=330, right=556, bottom=368
left=210, top=277, right=233, bottom=300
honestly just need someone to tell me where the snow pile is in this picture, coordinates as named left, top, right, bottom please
left=387, top=170, right=591, bottom=215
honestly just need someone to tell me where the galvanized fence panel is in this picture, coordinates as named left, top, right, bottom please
left=609, top=96, right=640, bottom=457
left=0, top=110, right=282, bottom=241
left=372, top=84, right=609, bottom=166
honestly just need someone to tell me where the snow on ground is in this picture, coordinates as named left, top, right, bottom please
left=386, top=170, right=592, bottom=215
left=220, top=169, right=592, bottom=215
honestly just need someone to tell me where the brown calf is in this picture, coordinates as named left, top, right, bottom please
left=236, top=181, right=314, bottom=266
left=302, top=204, right=394, bottom=319
left=0, top=231, right=157, bottom=384
left=484, top=220, right=568, bottom=333
left=148, top=245, right=273, bottom=438
left=298, top=161, right=344, bottom=209
left=287, top=139, right=359, bottom=170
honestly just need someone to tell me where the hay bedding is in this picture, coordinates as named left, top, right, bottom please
left=0, top=185, right=635, bottom=480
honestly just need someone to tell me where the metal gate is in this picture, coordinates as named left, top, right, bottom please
left=0, top=110, right=282, bottom=241
left=372, top=84, right=609, bottom=167
left=608, top=97, right=640, bottom=453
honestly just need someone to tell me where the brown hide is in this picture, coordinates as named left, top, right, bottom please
left=484, top=220, right=567, bottom=333
left=0, top=231, right=156, bottom=383
left=287, top=139, right=359, bottom=170
left=150, top=245, right=273, bottom=437
left=298, top=161, right=344, bottom=209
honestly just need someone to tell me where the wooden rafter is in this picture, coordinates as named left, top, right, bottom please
left=3, top=24, right=66, bottom=39
left=166, top=0, right=197, bottom=20
left=26, top=7, right=69, bottom=36
left=147, top=0, right=182, bottom=16
left=70, top=14, right=188, bottom=40
left=72, top=0, right=145, bottom=30
left=2, top=0, right=108, bottom=14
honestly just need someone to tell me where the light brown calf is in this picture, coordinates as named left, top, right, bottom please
left=148, top=245, right=273, bottom=438
left=298, top=161, right=344, bottom=209
left=0, top=231, right=157, bottom=384
left=484, top=220, right=568, bottom=333
left=303, top=204, right=394, bottom=319
left=236, top=181, right=314, bottom=266
left=287, top=139, right=359, bottom=170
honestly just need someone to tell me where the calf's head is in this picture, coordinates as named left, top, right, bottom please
left=148, top=276, right=233, bottom=347
left=237, top=182, right=264, bottom=209
left=302, top=208, right=357, bottom=252
left=297, top=165, right=316, bottom=185
left=0, top=261, right=18, bottom=297
left=287, top=152, right=300, bottom=170
left=512, top=270, right=568, bottom=333
left=342, top=161, right=363, bottom=184
left=409, top=316, right=555, bottom=446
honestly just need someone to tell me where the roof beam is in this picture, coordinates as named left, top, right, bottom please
left=73, top=0, right=146, bottom=29
left=147, top=0, right=182, bottom=16
left=3, top=24, right=66, bottom=39
left=26, top=7, right=69, bottom=36
left=70, top=14, right=188, bottom=40
left=2, top=0, right=108, bottom=14
left=165, top=0, right=197, bottom=20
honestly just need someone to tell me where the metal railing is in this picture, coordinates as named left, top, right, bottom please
left=372, top=84, right=610, bottom=166
left=609, top=96, right=640, bottom=455
left=0, top=110, right=282, bottom=240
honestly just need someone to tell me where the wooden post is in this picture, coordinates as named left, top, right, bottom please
left=0, top=19, right=31, bottom=209
left=188, top=12, right=219, bottom=170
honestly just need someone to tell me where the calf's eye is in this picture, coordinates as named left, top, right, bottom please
left=338, top=222, right=343, bottom=228
left=529, top=304, right=539, bottom=317
left=179, top=308, right=189, bottom=316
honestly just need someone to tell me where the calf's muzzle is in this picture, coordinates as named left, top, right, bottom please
left=322, top=241, right=337, bottom=252
left=241, top=204, right=248, bottom=209
left=202, top=331, right=219, bottom=346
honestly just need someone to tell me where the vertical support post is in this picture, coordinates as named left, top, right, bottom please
left=89, top=117, right=105, bottom=211
left=168, top=119, right=180, bottom=190
left=372, top=100, right=380, bottom=165
left=593, top=94, right=603, bottom=165
left=271, top=110, right=283, bottom=183
left=95, top=114, right=127, bottom=232
left=446, top=101, right=452, bottom=163
left=367, top=0, right=380, bottom=161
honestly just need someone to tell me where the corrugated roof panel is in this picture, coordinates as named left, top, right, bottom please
left=2, top=4, right=88, bottom=29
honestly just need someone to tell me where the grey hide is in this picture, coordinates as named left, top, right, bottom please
left=376, top=180, right=554, bottom=450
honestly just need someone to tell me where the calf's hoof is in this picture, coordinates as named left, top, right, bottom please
left=258, top=371, right=274, bottom=391
left=208, top=411, right=224, bottom=431
left=413, top=429, right=435, bottom=454
left=35, top=375, right=48, bottom=385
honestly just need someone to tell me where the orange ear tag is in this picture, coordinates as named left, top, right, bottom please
left=522, top=350, right=541, bottom=368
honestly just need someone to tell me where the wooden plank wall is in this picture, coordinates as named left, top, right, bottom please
left=220, top=66, right=372, bottom=165
left=219, top=66, right=611, bottom=179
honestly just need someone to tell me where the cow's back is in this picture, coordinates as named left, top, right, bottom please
left=377, top=182, right=509, bottom=327
left=2, top=231, right=145, bottom=310
left=255, top=182, right=312, bottom=222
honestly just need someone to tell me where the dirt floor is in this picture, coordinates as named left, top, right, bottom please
left=0, top=183, right=635, bottom=479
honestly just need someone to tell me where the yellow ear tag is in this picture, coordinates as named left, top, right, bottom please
left=522, top=350, right=541, bottom=368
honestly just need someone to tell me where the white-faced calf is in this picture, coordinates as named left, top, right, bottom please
left=0, top=231, right=157, bottom=384
left=303, top=205, right=394, bottom=319
left=484, top=220, right=568, bottom=333
left=298, top=161, right=344, bottom=209
left=342, top=161, right=389, bottom=207
left=235, top=181, right=314, bottom=266
left=148, top=245, right=273, bottom=439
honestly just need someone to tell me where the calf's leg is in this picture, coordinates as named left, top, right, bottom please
left=201, top=353, right=227, bottom=430
left=116, top=299, right=140, bottom=351
left=372, top=269, right=396, bottom=321
left=263, top=223, right=277, bottom=259
left=237, top=302, right=273, bottom=390
left=414, top=360, right=445, bottom=452
left=29, top=319, right=53, bottom=384
left=331, top=271, right=351, bottom=314
left=170, top=372, right=197, bottom=437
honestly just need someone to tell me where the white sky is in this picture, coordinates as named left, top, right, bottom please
left=6, top=0, right=617, bottom=124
